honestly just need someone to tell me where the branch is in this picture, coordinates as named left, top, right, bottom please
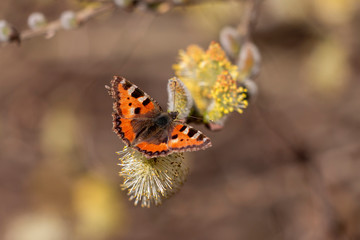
left=237, top=0, right=263, bottom=40
left=21, top=3, right=115, bottom=41
left=0, top=0, right=241, bottom=46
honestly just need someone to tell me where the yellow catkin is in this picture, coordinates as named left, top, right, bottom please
left=173, top=41, right=248, bottom=122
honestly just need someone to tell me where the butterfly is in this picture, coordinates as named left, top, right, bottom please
left=107, top=76, right=212, bottom=158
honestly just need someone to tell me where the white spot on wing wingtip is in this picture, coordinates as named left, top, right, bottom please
left=182, top=127, right=189, bottom=135
left=202, top=137, right=211, bottom=145
left=138, top=96, right=147, bottom=103
left=128, top=85, right=136, bottom=94
left=192, top=132, right=201, bottom=139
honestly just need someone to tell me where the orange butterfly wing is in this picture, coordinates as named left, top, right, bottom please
left=133, top=124, right=211, bottom=158
left=134, top=141, right=170, bottom=157
left=168, top=124, right=211, bottom=152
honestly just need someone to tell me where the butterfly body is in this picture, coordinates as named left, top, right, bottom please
left=154, top=112, right=176, bottom=127
left=108, top=76, right=211, bottom=158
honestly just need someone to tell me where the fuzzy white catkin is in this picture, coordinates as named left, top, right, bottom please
left=119, top=147, right=188, bottom=207
left=0, top=20, right=11, bottom=42
left=60, top=11, right=77, bottom=30
left=114, top=0, right=133, bottom=7
left=27, top=12, right=47, bottom=30
left=172, top=0, right=185, bottom=4
left=219, top=26, right=241, bottom=60
left=237, top=42, right=261, bottom=79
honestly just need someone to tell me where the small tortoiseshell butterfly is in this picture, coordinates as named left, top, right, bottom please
left=107, top=76, right=212, bottom=158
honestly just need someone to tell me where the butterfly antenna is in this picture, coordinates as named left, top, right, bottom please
left=186, top=115, right=204, bottom=121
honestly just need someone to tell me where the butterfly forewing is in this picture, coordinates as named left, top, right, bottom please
left=110, top=76, right=162, bottom=118
left=168, top=124, right=211, bottom=152
left=110, top=76, right=161, bottom=146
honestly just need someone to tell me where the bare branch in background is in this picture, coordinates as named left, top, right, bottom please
left=21, top=3, right=115, bottom=41
left=0, top=0, right=240, bottom=46
left=237, top=0, right=263, bottom=40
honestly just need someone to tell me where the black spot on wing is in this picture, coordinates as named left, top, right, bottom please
left=171, top=134, right=178, bottom=139
left=187, top=128, right=197, bottom=138
left=134, top=107, right=141, bottom=114
left=123, top=81, right=132, bottom=90
left=142, top=98, right=151, bottom=106
left=131, top=88, right=144, bottom=98
left=196, top=134, right=204, bottom=141
left=179, top=125, right=187, bottom=132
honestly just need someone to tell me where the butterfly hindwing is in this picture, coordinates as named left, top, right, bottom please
left=134, top=141, right=170, bottom=157
left=168, top=124, right=211, bottom=152
left=112, top=113, right=136, bottom=145
left=133, top=118, right=172, bottom=157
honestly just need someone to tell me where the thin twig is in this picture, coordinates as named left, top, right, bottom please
left=21, top=3, right=116, bottom=41
left=237, top=0, right=263, bottom=40
left=1, top=0, right=243, bottom=46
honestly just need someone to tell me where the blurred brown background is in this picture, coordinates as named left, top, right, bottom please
left=1, top=0, right=360, bottom=240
